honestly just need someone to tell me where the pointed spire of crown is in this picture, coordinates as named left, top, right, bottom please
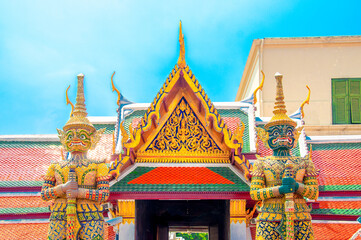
left=264, top=73, right=296, bottom=130
left=63, top=74, right=96, bottom=132
left=177, top=21, right=186, bottom=69
left=73, top=73, right=87, bottom=117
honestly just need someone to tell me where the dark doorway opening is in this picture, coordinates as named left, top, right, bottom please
left=135, top=200, right=230, bottom=240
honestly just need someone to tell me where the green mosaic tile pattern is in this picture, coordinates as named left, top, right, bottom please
left=0, top=207, right=50, bottom=215
left=292, top=142, right=301, bottom=157
left=319, top=185, right=361, bottom=191
left=218, top=109, right=251, bottom=153
left=310, top=142, right=361, bottom=151
left=93, top=124, right=115, bottom=134
left=0, top=181, right=43, bottom=188
left=0, top=141, right=61, bottom=148
left=311, top=208, right=361, bottom=216
left=110, top=166, right=250, bottom=192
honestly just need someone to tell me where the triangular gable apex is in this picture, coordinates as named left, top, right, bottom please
left=124, top=66, right=242, bottom=155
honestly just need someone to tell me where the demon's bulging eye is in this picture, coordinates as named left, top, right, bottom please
left=80, top=134, right=86, bottom=140
left=67, top=132, right=74, bottom=140
left=274, top=132, right=279, bottom=136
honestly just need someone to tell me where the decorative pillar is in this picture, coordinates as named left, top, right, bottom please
left=230, top=200, right=251, bottom=240
left=116, top=200, right=135, bottom=240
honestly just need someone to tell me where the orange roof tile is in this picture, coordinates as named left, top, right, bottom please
left=313, top=223, right=361, bottom=240
left=256, top=138, right=272, bottom=157
left=255, top=139, right=361, bottom=188
left=319, top=201, right=361, bottom=210
left=312, top=149, right=361, bottom=186
left=0, top=196, right=51, bottom=209
left=0, top=134, right=113, bottom=183
left=0, top=223, right=115, bottom=240
left=88, top=134, right=113, bottom=162
left=0, top=147, right=60, bottom=182
left=0, top=223, right=48, bottom=239
left=221, top=117, right=241, bottom=134
left=250, top=223, right=360, bottom=239
left=128, top=167, right=235, bottom=185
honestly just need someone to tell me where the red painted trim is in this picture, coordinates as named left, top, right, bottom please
left=318, top=191, right=361, bottom=197
left=243, top=153, right=257, bottom=160
left=109, top=191, right=251, bottom=200
left=311, top=214, right=359, bottom=221
left=0, top=187, right=41, bottom=192
left=0, top=212, right=50, bottom=220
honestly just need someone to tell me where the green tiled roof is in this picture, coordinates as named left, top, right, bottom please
left=0, top=181, right=43, bottom=188
left=93, top=124, right=115, bottom=134
left=292, top=142, right=301, bottom=157
left=110, top=166, right=250, bottom=192
left=218, top=109, right=250, bottom=153
left=311, top=208, right=361, bottom=216
left=0, top=141, right=61, bottom=148
left=0, top=207, right=49, bottom=215
left=310, top=142, right=361, bottom=151
left=319, top=185, right=361, bottom=191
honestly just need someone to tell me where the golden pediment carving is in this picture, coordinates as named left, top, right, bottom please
left=145, top=98, right=222, bottom=153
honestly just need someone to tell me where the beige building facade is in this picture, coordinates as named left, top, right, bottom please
left=236, top=36, right=361, bottom=135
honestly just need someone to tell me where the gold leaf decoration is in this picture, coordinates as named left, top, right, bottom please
left=146, top=98, right=221, bottom=152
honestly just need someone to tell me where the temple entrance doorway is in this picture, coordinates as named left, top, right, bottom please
left=135, top=200, right=230, bottom=240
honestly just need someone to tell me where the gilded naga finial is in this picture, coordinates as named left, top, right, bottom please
left=177, top=21, right=186, bottom=69
left=111, top=71, right=121, bottom=106
left=300, top=85, right=311, bottom=119
left=65, top=85, right=74, bottom=117
left=253, top=70, right=265, bottom=104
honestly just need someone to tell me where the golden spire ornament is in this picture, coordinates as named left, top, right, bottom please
left=264, top=73, right=297, bottom=130
left=63, top=74, right=96, bottom=133
left=177, top=21, right=186, bottom=69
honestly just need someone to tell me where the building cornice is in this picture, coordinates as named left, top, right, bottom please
left=235, top=39, right=261, bottom=101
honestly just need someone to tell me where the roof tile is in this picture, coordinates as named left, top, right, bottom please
left=313, top=223, right=361, bottom=239
left=0, top=223, right=115, bottom=240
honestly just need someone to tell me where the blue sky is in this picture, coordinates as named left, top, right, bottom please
left=0, top=0, right=360, bottom=134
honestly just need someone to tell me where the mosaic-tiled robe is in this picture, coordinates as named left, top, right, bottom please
left=250, top=156, right=319, bottom=240
left=41, top=160, right=109, bottom=240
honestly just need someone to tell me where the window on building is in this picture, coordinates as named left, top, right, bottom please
left=332, top=78, right=361, bottom=124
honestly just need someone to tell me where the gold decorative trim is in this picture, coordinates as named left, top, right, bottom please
left=230, top=217, right=246, bottom=224
left=230, top=199, right=246, bottom=217
left=117, top=200, right=135, bottom=224
left=137, top=149, right=230, bottom=157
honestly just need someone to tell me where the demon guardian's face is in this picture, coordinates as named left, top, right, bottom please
left=65, top=128, right=92, bottom=153
left=267, top=125, right=296, bottom=152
